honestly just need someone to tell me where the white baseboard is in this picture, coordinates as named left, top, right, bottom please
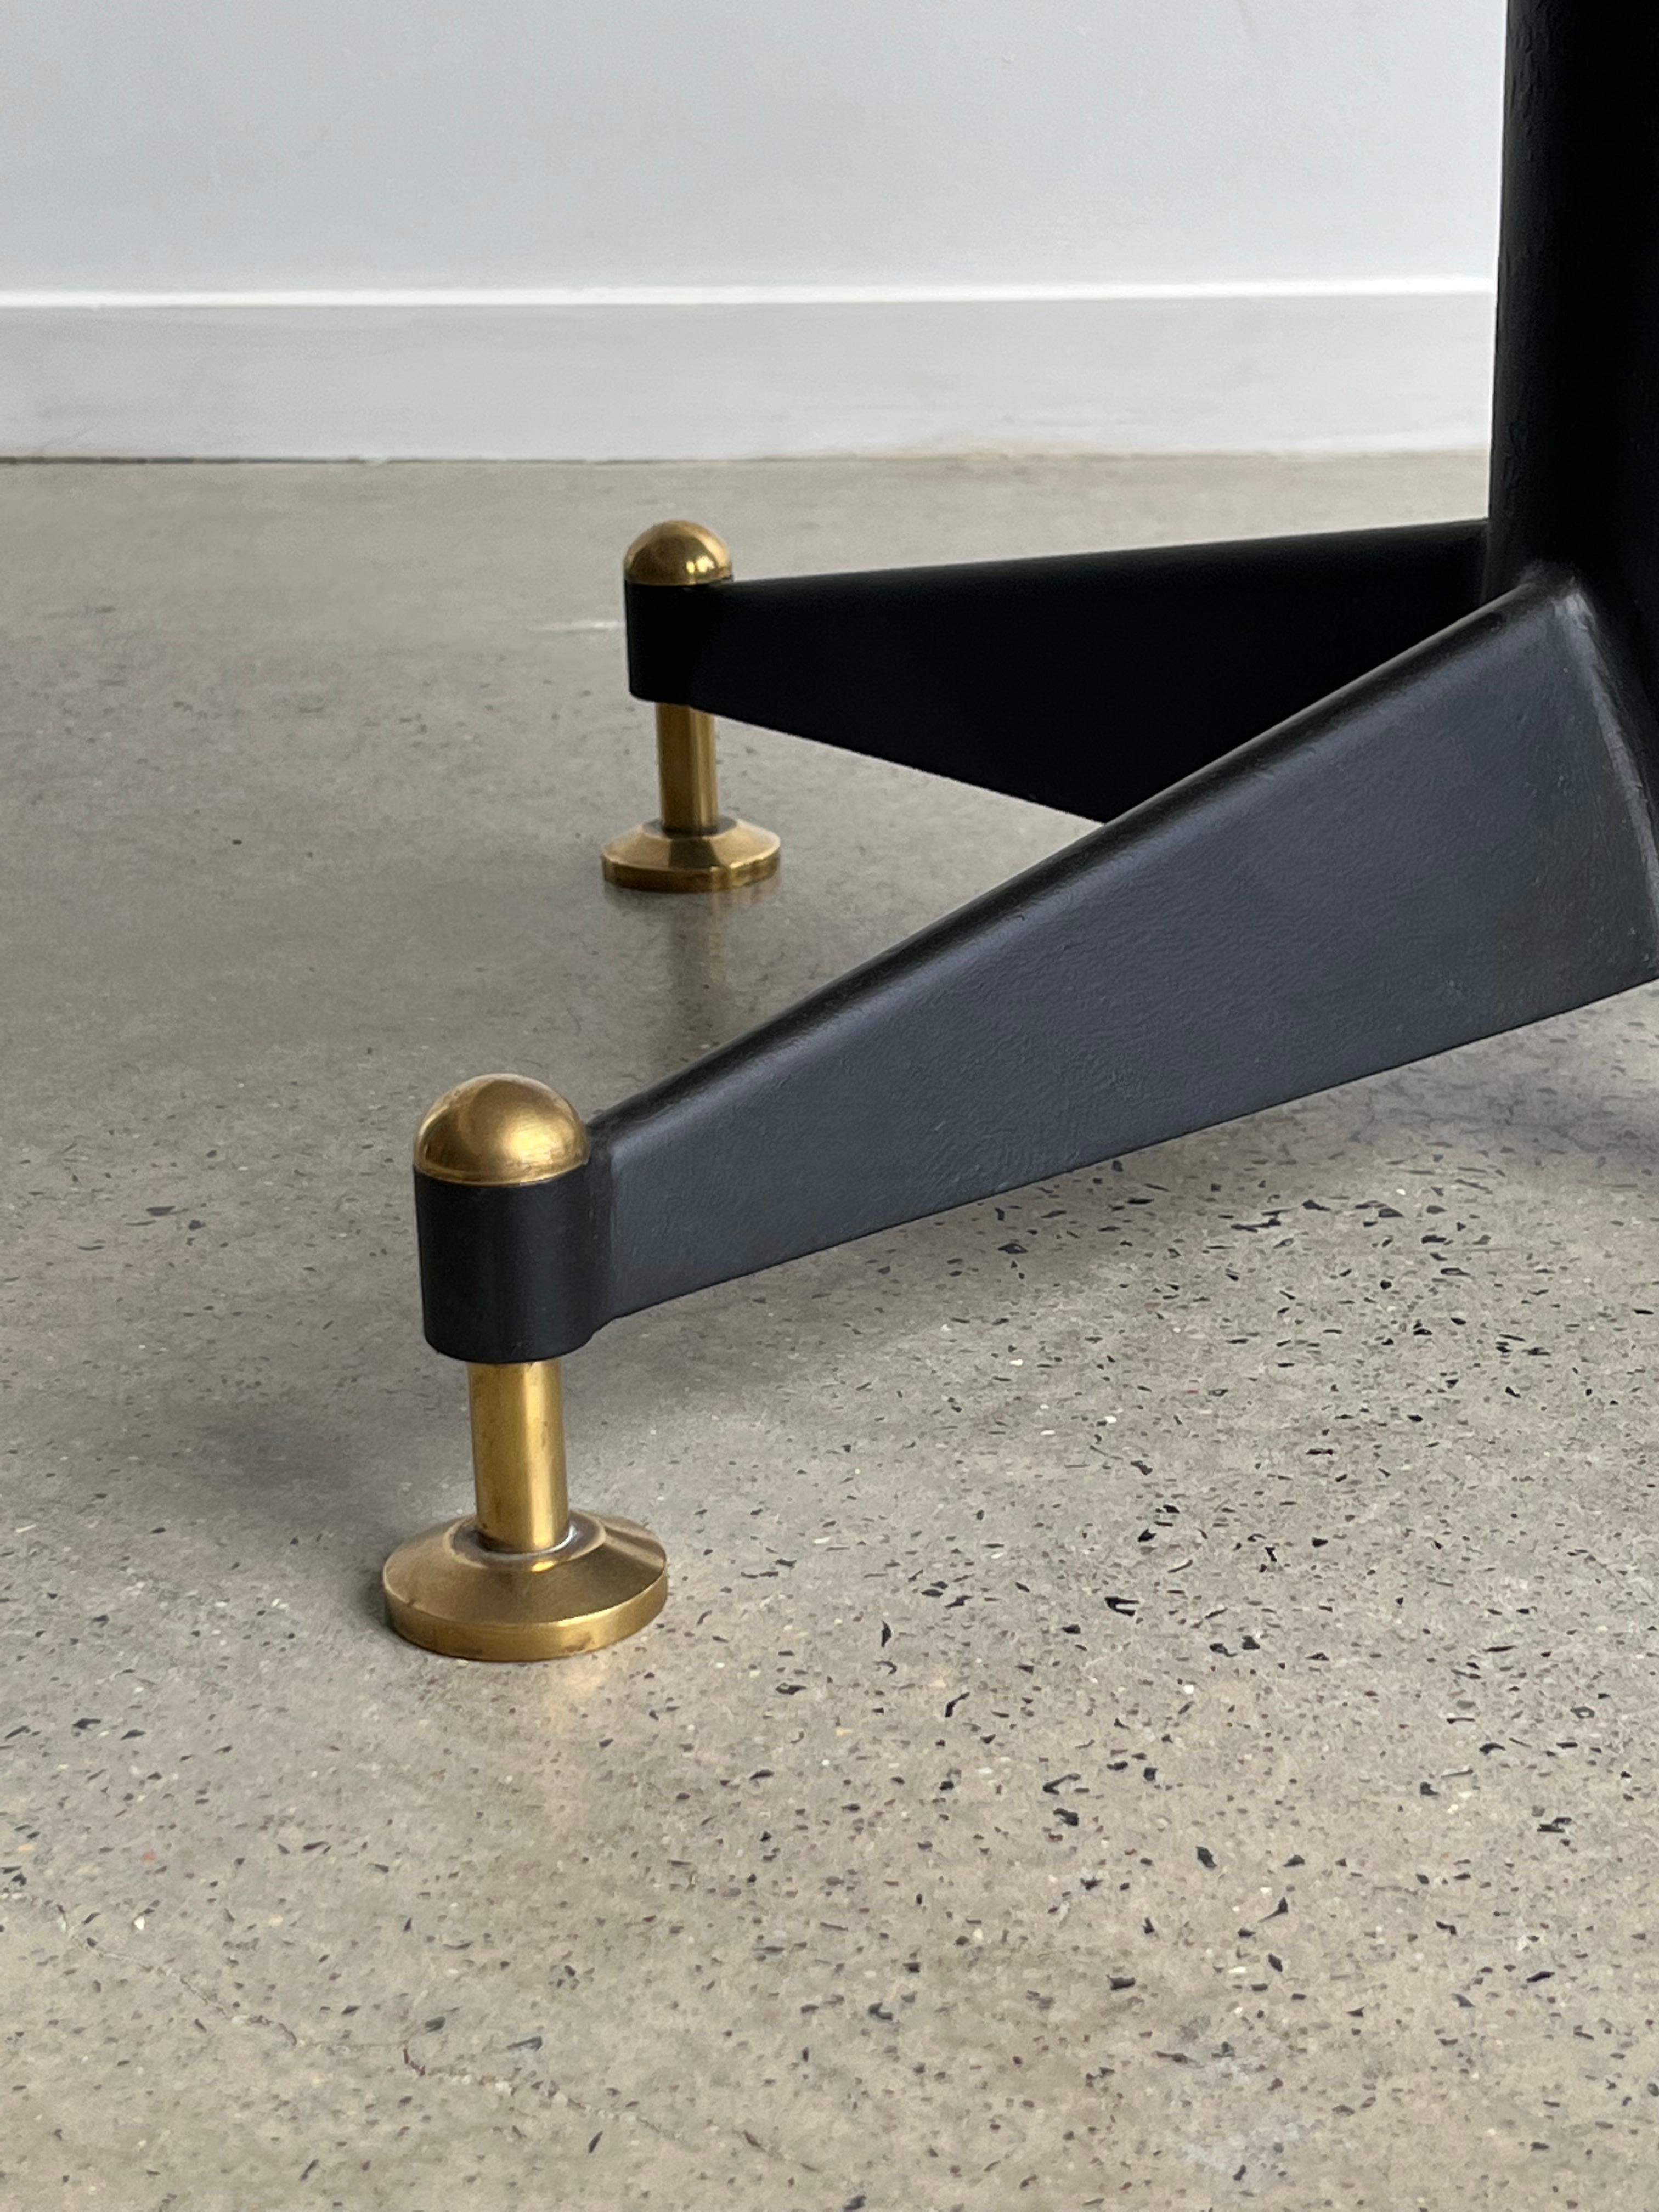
left=0, top=281, right=1496, bottom=460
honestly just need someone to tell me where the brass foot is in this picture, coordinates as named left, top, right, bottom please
left=384, top=1077, right=668, bottom=1663
left=382, top=1497, right=668, bottom=1663
left=603, top=521, right=781, bottom=893
left=601, top=814, right=781, bottom=893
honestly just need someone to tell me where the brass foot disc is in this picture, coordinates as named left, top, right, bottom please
left=601, top=816, right=781, bottom=893
left=382, top=1509, right=668, bottom=1662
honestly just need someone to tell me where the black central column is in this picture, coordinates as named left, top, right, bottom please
left=1486, top=0, right=1659, bottom=704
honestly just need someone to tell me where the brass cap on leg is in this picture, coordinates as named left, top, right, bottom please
left=622, top=519, right=733, bottom=589
left=384, top=1076, right=667, bottom=1663
left=414, top=1071, right=590, bottom=1186
left=604, top=521, right=781, bottom=893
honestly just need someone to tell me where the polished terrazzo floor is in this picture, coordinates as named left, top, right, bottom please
left=8, top=451, right=1659, bottom=2210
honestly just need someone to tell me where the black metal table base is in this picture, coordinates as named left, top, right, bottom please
left=414, top=0, right=1659, bottom=1374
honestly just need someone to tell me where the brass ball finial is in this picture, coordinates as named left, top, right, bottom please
left=623, top=520, right=733, bottom=588
left=414, top=1074, right=589, bottom=1188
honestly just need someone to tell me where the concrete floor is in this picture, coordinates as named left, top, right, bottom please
left=6, top=451, right=1659, bottom=2211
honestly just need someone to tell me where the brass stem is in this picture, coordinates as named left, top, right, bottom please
left=656, top=702, right=721, bottom=834
left=466, top=1361, right=569, bottom=1554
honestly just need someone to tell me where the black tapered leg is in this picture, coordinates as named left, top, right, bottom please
left=625, top=520, right=1486, bottom=821
left=419, top=570, right=1659, bottom=1365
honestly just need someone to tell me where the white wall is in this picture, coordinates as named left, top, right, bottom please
left=0, top=0, right=1508, bottom=456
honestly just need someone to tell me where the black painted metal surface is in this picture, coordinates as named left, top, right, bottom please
left=627, top=522, right=1486, bottom=821
left=415, top=1171, right=604, bottom=1368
